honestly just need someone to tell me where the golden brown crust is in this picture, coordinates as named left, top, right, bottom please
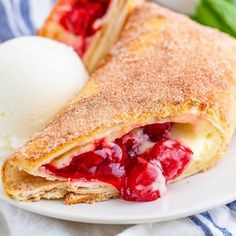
left=1, top=158, right=118, bottom=203
left=1, top=158, right=68, bottom=201
left=2, top=2, right=236, bottom=204
left=11, top=2, right=236, bottom=171
left=64, top=192, right=119, bottom=205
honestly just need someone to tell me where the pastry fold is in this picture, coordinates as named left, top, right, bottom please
left=2, top=3, right=236, bottom=204
left=38, top=0, right=143, bottom=73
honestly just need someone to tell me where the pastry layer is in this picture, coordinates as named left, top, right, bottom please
left=38, top=0, right=143, bottom=73
left=2, top=2, right=236, bottom=204
left=0, top=120, right=226, bottom=203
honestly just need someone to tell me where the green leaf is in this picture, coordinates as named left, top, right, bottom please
left=191, top=0, right=236, bottom=38
left=192, top=1, right=223, bottom=28
left=207, top=0, right=236, bottom=37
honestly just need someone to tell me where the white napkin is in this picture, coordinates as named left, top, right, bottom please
left=0, top=200, right=129, bottom=236
left=1, top=199, right=236, bottom=236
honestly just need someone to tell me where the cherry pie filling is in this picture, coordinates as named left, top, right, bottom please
left=59, top=0, right=111, bottom=56
left=45, top=123, right=193, bottom=202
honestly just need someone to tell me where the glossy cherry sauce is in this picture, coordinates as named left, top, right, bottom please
left=45, top=123, right=193, bottom=202
left=59, top=0, right=111, bottom=56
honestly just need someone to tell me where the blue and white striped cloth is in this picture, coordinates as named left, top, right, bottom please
left=0, top=0, right=54, bottom=42
left=0, top=1, right=236, bottom=236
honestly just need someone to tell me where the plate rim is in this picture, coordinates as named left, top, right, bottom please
left=1, top=135, right=236, bottom=225
left=1, top=185, right=235, bottom=224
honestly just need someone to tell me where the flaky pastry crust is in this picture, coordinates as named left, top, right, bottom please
left=2, top=2, right=236, bottom=204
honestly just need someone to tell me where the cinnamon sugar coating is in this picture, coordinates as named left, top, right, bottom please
left=7, top=3, right=236, bottom=166
left=2, top=2, right=236, bottom=204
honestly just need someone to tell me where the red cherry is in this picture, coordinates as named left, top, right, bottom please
left=70, top=151, right=105, bottom=172
left=147, top=139, right=192, bottom=180
left=94, top=141, right=125, bottom=163
left=143, top=123, right=172, bottom=142
left=121, top=157, right=167, bottom=202
left=96, top=162, right=126, bottom=190
left=120, top=128, right=150, bottom=159
left=44, top=122, right=193, bottom=202
left=59, top=0, right=111, bottom=56
left=60, top=0, right=110, bottom=37
left=120, top=135, right=140, bottom=159
left=114, top=139, right=132, bottom=168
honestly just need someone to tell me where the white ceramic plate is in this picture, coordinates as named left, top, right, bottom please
left=1, top=135, right=236, bottom=224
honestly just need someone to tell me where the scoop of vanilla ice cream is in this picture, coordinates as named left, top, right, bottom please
left=0, top=36, right=88, bottom=159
